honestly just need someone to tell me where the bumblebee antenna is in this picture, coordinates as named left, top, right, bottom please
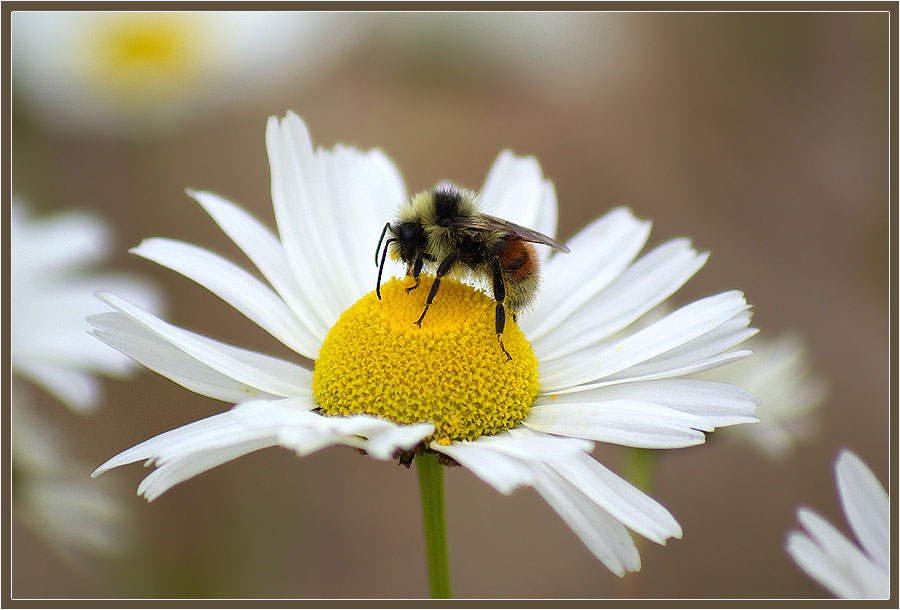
left=375, top=222, right=391, bottom=266
left=376, top=238, right=395, bottom=300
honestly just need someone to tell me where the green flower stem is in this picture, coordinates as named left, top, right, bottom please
left=620, top=448, right=659, bottom=598
left=417, top=452, right=452, bottom=599
left=624, top=448, right=657, bottom=494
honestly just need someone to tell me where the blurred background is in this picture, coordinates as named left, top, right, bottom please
left=10, top=10, right=890, bottom=599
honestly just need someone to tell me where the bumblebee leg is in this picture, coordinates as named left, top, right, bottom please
left=376, top=237, right=395, bottom=300
left=415, top=251, right=456, bottom=327
left=491, top=255, right=513, bottom=361
left=406, top=253, right=425, bottom=293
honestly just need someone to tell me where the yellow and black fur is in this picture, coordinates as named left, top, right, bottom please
left=375, top=185, right=569, bottom=360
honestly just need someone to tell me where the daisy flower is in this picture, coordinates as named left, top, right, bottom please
left=786, top=450, right=889, bottom=599
left=91, top=111, right=759, bottom=582
left=11, top=12, right=354, bottom=133
left=11, top=200, right=160, bottom=412
left=11, top=200, right=158, bottom=556
left=697, top=333, right=827, bottom=459
left=13, top=383, right=134, bottom=558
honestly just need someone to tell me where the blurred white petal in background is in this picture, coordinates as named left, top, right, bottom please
left=363, top=12, right=637, bottom=93
left=786, top=450, right=889, bottom=599
left=699, top=333, right=827, bottom=460
left=12, top=387, right=134, bottom=558
left=11, top=11, right=358, bottom=133
left=11, top=199, right=161, bottom=412
left=11, top=199, right=162, bottom=557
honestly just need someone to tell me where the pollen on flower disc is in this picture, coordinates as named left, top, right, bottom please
left=313, top=276, right=539, bottom=445
left=86, top=14, right=205, bottom=101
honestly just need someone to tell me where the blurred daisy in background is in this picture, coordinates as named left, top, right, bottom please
left=11, top=200, right=161, bottom=556
left=697, top=333, right=827, bottom=459
left=11, top=200, right=160, bottom=413
left=786, top=450, right=889, bottom=599
left=12, top=384, right=134, bottom=559
left=363, top=12, right=635, bottom=93
left=91, top=111, right=760, bottom=582
left=11, top=11, right=356, bottom=134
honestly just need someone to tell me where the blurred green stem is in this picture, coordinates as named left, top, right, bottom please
left=620, top=448, right=658, bottom=598
left=417, top=452, right=452, bottom=599
left=624, top=448, right=657, bottom=493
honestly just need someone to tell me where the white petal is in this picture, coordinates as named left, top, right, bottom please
left=613, top=312, right=757, bottom=381
left=536, top=379, right=759, bottom=427
left=94, top=293, right=313, bottom=399
left=835, top=450, right=889, bottom=569
left=787, top=531, right=862, bottom=599
left=546, top=451, right=682, bottom=544
left=432, top=431, right=592, bottom=495
left=791, top=508, right=889, bottom=598
left=267, top=113, right=349, bottom=328
left=540, top=291, right=751, bottom=391
left=700, top=333, right=827, bottom=459
left=523, top=208, right=651, bottom=340
left=12, top=207, right=110, bottom=272
left=364, top=421, right=436, bottom=460
left=15, top=274, right=157, bottom=373
left=266, top=112, right=407, bottom=327
left=474, top=152, right=560, bottom=267
left=20, top=475, right=131, bottom=555
left=96, top=398, right=433, bottom=500
left=433, top=430, right=685, bottom=576
left=138, top=436, right=277, bottom=502
left=481, top=430, right=597, bottom=460
left=529, top=461, right=641, bottom=577
left=523, top=401, right=711, bottom=448
left=740, top=425, right=795, bottom=461
left=10, top=206, right=165, bottom=414
left=432, top=432, right=639, bottom=576
left=547, top=350, right=755, bottom=396
left=14, top=359, right=101, bottom=413
left=531, top=181, right=560, bottom=264
left=430, top=438, right=536, bottom=495
left=94, top=398, right=314, bottom=500
left=318, top=144, right=409, bottom=296
left=89, top=312, right=282, bottom=403
left=236, top=402, right=435, bottom=463
left=132, top=238, right=321, bottom=357
left=94, top=407, right=260, bottom=475
left=239, top=404, right=435, bottom=461
left=479, top=150, right=548, bottom=231
left=187, top=188, right=330, bottom=345
left=533, top=239, right=708, bottom=360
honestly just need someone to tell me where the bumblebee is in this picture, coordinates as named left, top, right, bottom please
left=375, top=185, right=570, bottom=360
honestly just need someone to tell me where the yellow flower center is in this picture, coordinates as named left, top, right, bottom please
left=313, top=276, right=539, bottom=445
left=85, top=14, right=209, bottom=102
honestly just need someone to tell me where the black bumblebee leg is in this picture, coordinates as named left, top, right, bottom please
left=376, top=238, right=395, bottom=300
left=415, top=252, right=457, bottom=327
left=406, top=253, right=425, bottom=293
left=491, top=255, right=513, bottom=361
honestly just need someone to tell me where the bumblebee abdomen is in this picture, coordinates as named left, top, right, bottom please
left=496, top=238, right=539, bottom=311
left=497, top=238, right=538, bottom=280
left=505, top=271, right=539, bottom=312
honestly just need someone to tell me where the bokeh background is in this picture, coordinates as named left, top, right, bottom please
left=10, top=10, right=890, bottom=599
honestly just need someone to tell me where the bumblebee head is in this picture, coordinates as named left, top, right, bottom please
left=391, top=221, right=426, bottom=264
left=375, top=220, right=427, bottom=300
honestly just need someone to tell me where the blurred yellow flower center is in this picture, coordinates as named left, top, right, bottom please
left=86, top=14, right=206, bottom=99
left=313, top=276, right=539, bottom=445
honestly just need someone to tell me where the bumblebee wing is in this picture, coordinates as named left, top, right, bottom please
left=453, top=214, right=571, bottom=253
